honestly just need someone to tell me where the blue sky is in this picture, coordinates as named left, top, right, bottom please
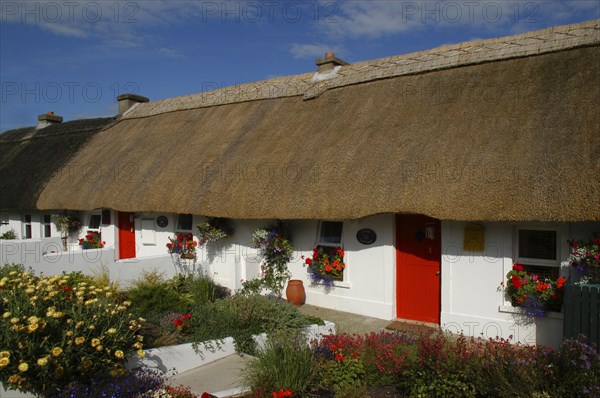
left=1, top=0, right=598, bottom=131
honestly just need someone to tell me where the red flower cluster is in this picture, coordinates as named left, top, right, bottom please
left=167, top=233, right=198, bottom=256
left=505, top=263, right=566, bottom=315
left=173, top=313, right=192, bottom=334
left=272, top=389, right=292, bottom=398
left=78, top=231, right=105, bottom=249
left=305, top=246, right=346, bottom=281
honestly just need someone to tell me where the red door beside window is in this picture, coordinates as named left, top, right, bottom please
left=396, top=214, right=441, bottom=324
left=118, top=212, right=136, bottom=259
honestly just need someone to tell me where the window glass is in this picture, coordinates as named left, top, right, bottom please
left=319, top=221, right=343, bottom=245
left=43, top=215, right=51, bottom=238
left=24, top=214, right=32, bottom=239
left=177, top=214, right=193, bottom=231
left=518, top=230, right=557, bottom=260
left=88, top=214, right=101, bottom=230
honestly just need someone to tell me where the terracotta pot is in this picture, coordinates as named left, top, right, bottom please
left=181, top=253, right=195, bottom=259
left=286, top=279, right=306, bottom=307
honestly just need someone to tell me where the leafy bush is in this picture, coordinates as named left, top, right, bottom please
left=191, top=295, right=315, bottom=355
left=361, top=331, right=416, bottom=386
left=0, top=263, right=27, bottom=278
left=127, top=283, right=189, bottom=322
left=243, top=332, right=316, bottom=397
left=0, top=229, right=17, bottom=240
left=553, top=335, right=600, bottom=397
left=0, top=270, right=144, bottom=396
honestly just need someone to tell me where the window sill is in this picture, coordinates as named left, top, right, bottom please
left=498, top=305, right=564, bottom=320
left=310, top=280, right=351, bottom=289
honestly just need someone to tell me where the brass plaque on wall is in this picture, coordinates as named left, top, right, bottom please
left=464, top=224, right=484, bottom=252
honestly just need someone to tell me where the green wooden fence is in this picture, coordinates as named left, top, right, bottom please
left=563, top=284, right=600, bottom=345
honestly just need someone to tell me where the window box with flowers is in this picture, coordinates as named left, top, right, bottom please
left=305, top=246, right=346, bottom=287
left=166, top=233, right=198, bottom=259
left=78, top=231, right=105, bottom=249
left=505, top=263, right=566, bottom=319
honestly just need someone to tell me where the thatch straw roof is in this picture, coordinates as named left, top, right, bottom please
left=0, top=117, right=116, bottom=211
left=29, top=21, right=600, bottom=221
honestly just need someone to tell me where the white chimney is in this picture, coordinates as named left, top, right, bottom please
left=37, top=112, right=63, bottom=129
left=117, top=93, right=149, bottom=114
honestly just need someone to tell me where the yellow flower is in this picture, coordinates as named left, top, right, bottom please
left=7, top=374, right=22, bottom=384
left=51, top=347, right=62, bottom=357
left=107, top=328, right=117, bottom=335
left=66, top=331, right=73, bottom=337
left=18, top=362, right=28, bottom=372
left=25, top=288, right=34, bottom=294
left=27, top=316, right=39, bottom=325
left=10, top=317, right=18, bottom=324
left=75, top=337, right=85, bottom=345
left=37, top=357, right=48, bottom=366
left=0, top=351, right=10, bottom=358
left=27, top=323, right=38, bottom=333
left=96, top=345, right=103, bottom=352
left=91, top=338, right=101, bottom=347
left=75, top=321, right=84, bottom=329
left=2, top=311, right=10, bottom=318
left=114, top=350, right=124, bottom=359
left=133, top=342, right=142, bottom=349
left=137, top=349, right=145, bottom=358
left=0, top=357, right=9, bottom=367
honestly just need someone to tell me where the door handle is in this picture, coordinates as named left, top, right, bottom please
left=435, top=271, right=440, bottom=276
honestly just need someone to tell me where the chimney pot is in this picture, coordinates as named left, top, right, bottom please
left=117, top=93, right=149, bottom=114
left=315, top=52, right=349, bottom=73
left=37, top=112, right=63, bottom=129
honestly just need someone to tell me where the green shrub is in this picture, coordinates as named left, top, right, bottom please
left=191, top=295, right=314, bottom=355
left=127, top=283, right=189, bottom=322
left=243, top=331, right=316, bottom=397
left=0, top=229, right=17, bottom=240
left=0, top=270, right=144, bottom=396
left=169, top=273, right=231, bottom=305
left=0, top=263, right=27, bottom=278
left=552, top=335, right=600, bottom=397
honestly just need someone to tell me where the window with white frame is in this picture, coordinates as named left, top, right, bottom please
left=43, top=214, right=52, bottom=238
left=318, top=221, right=343, bottom=246
left=515, top=227, right=560, bottom=280
left=88, top=214, right=101, bottom=231
left=176, top=214, right=193, bottom=233
left=23, top=214, right=32, bottom=239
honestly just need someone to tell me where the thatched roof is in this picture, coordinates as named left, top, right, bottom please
left=0, top=117, right=117, bottom=211
left=31, top=21, right=600, bottom=221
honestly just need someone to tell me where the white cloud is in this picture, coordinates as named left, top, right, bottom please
left=317, top=0, right=600, bottom=39
left=289, top=43, right=347, bottom=59
left=158, top=47, right=186, bottom=59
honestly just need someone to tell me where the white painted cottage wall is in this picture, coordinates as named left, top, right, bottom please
left=441, top=221, right=599, bottom=348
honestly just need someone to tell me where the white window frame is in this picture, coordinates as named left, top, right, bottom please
left=317, top=221, right=344, bottom=247
left=87, top=213, right=102, bottom=233
left=514, top=225, right=561, bottom=267
left=42, top=214, right=52, bottom=238
left=315, top=221, right=350, bottom=286
left=23, top=214, right=32, bottom=239
left=176, top=213, right=194, bottom=234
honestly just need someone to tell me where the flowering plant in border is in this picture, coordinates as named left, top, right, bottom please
left=305, top=246, right=345, bottom=286
left=78, top=231, right=105, bottom=249
left=566, top=238, right=600, bottom=283
left=248, top=224, right=294, bottom=297
left=0, top=270, right=145, bottom=396
left=167, top=233, right=198, bottom=257
left=505, top=263, right=566, bottom=318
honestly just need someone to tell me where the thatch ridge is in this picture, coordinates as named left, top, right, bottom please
left=36, top=43, right=600, bottom=221
left=123, top=20, right=599, bottom=119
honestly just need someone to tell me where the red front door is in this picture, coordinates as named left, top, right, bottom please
left=118, top=212, right=136, bottom=259
left=396, top=214, right=441, bottom=324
